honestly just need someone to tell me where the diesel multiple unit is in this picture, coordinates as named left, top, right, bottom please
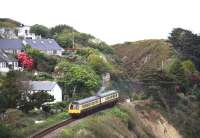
left=68, top=90, right=119, bottom=118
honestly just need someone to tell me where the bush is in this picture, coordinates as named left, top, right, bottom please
left=88, top=54, right=111, bottom=74
left=0, top=124, right=14, bottom=138
left=33, top=72, right=53, bottom=81
left=42, top=105, right=51, bottom=116
left=169, top=59, right=189, bottom=92
left=50, top=102, right=68, bottom=113
left=182, top=60, right=197, bottom=76
left=26, top=47, right=57, bottom=72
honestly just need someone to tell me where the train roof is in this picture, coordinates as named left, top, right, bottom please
left=98, top=90, right=118, bottom=97
left=74, top=96, right=100, bottom=104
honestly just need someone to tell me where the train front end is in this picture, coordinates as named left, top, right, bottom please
left=68, top=102, right=81, bottom=118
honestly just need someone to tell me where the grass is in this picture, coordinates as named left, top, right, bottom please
left=8, top=111, right=69, bottom=138
left=57, top=105, right=155, bottom=138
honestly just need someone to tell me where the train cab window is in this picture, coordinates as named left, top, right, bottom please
left=70, top=103, right=79, bottom=110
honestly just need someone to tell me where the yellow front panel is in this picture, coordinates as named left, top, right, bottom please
left=68, top=109, right=81, bottom=114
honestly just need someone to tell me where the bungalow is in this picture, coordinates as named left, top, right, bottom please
left=24, top=39, right=64, bottom=56
left=29, top=81, right=62, bottom=103
left=0, top=39, right=64, bottom=56
left=0, top=49, right=19, bottom=72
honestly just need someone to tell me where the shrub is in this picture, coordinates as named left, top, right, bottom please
left=33, top=72, right=54, bottom=81
left=182, top=60, right=197, bottom=76
left=88, top=54, right=111, bottom=74
left=0, top=124, right=14, bottom=138
left=26, top=47, right=57, bottom=72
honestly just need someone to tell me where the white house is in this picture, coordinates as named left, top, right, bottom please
left=0, top=49, right=19, bottom=72
left=0, top=28, right=18, bottom=39
left=17, top=25, right=39, bottom=39
left=28, top=81, right=62, bottom=103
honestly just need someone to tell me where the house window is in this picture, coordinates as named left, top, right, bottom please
left=14, top=62, right=18, bottom=67
left=53, top=50, right=57, bottom=54
left=1, top=62, right=7, bottom=68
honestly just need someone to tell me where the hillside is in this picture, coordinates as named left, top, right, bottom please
left=113, top=39, right=173, bottom=79
left=113, top=39, right=200, bottom=138
left=57, top=102, right=182, bottom=138
left=0, top=18, right=22, bottom=27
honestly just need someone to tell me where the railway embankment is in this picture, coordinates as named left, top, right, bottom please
left=57, top=101, right=182, bottom=138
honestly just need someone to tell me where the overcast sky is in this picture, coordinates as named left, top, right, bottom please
left=1, top=0, right=200, bottom=44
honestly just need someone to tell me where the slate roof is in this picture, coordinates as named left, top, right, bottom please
left=0, top=49, right=17, bottom=62
left=0, top=39, right=63, bottom=51
left=0, top=39, right=22, bottom=50
left=25, top=39, right=64, bottom=51
left=29, top=81, right=57, bottom=91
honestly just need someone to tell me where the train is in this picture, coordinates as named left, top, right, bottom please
left=68, top=90, right=119, bottom=118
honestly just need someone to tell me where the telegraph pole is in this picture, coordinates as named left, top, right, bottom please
left=72, top=30, right=74, bottom=49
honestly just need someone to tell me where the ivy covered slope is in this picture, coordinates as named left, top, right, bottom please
left=113, top=29, right=200, bottom=138
left=113, top=39, right=173, bottom=79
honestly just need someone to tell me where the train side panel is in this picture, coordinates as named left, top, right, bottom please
left=68, top=91, right=119, bottom=118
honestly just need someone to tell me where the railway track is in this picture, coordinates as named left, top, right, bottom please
left=30, top=118, right=75, bottom=138
left=30, top=98, right=128, bottom=138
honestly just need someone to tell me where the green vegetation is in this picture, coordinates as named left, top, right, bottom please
left=30, top=24, right=50, bottom=38
left=0, top=18, right=21, bottom=28
left=113, top=39, right=173, bottom=78
left=0, top=71, right=55, bottom=114
left=57, top=61, right=101, bottom=97
left=58, top=105, right=154, bottom=138
left=169, top=28, right=200, bottom=71
left=0, top=110, right=69, bottom=138
left=26, top=46, right=58, bottom=72
left=114, top=35, right=200, bottom=138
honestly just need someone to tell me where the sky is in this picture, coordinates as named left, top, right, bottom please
left=1, top=0, right=200, bottom=44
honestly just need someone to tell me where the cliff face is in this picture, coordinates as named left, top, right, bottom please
left=57, top=102, right=182, bottom=138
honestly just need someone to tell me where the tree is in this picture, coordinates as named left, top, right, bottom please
left=169, top=59, right=188, bottom=92
left=0, top=71, right=25, bottom=108
left=0, top=94, right=8, bottom=114
left=50, top=24, right=76, bottom=37
left=19, top=91, right=54, bottom=113
left=169, top=28, right=200, bottom=70
left=54, top=32, right=73, bottom=48
left=30, top=24, right=50, bottom=38
left=57, top=61, right=100, bottom=97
